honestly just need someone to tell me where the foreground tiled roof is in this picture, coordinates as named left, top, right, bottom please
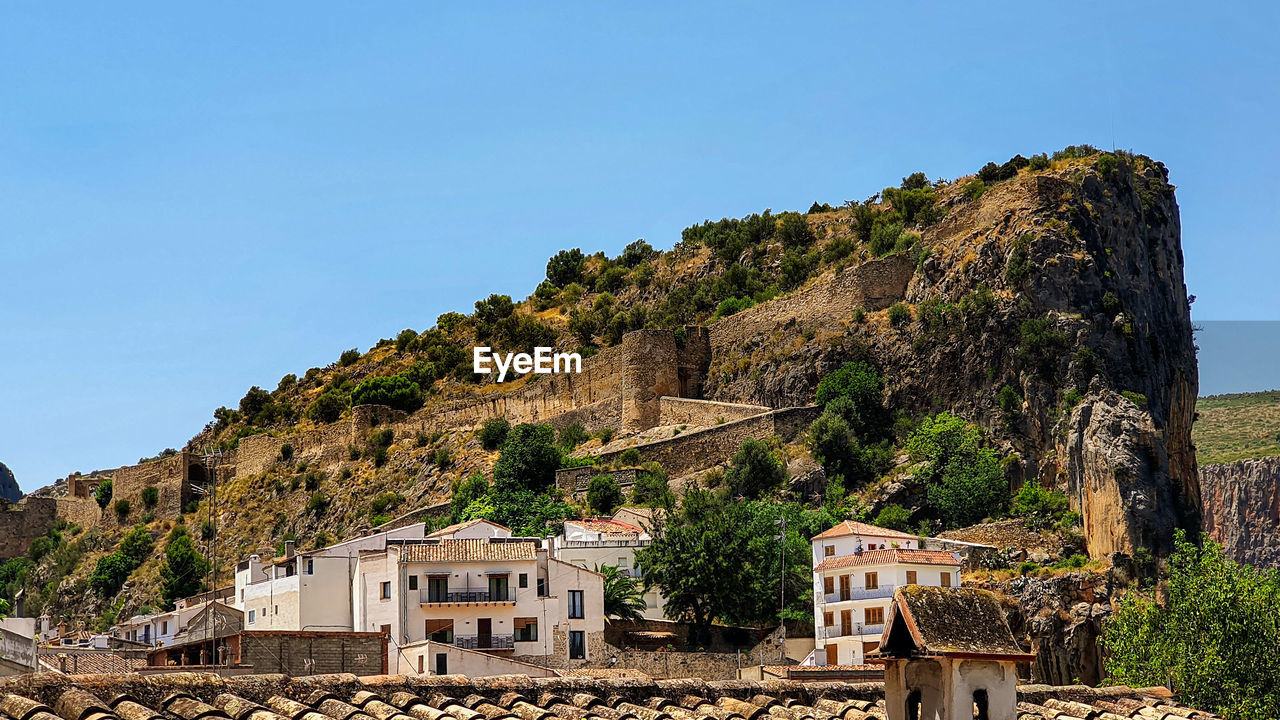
left=37, top=651, right=145, bottom=675
left=813, top=548, right=960, bottom=571
left=400, top=539, right=536, bottom=563
left=0, top=673, right=1216, bottom=720
left=813, top=521, right=921, bottom=541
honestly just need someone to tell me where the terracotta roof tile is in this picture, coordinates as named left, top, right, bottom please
left=400, top=539, right=536, bottom=563
left=0, top=673, right=1212, bottom=720
left=813, top=521, right=921, bottom=541
left=813, top=548, right=959, bottom=571
left=569, top=519, right=644, bottom=535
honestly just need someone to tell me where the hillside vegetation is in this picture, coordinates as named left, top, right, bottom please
left=1194, top=391, right=1280, bottom=465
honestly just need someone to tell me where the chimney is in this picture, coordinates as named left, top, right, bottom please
left=284, top=541, right=296, bottom=558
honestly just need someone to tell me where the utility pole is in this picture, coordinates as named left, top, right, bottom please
left=773, top=516, right=787, bottom=663
left=200, top=448, right=222, bottom=668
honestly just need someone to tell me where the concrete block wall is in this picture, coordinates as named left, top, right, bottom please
left=239, top=631, right=387, bottom=676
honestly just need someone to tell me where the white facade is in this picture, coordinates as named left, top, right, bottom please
left=547, top=515, right=666, bottom=620
left=354, top=532, right=605, bottom=673
left=232, top=522, right=431, bottom=632
left=810, top=521, right=960, bottom=666
left=112, top=598, right=216, bottom=647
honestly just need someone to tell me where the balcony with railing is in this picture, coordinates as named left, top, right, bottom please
left=820, top=623, right=884, bottom=639
left=822, top=584, right=896, bottom=603
left=420, top=589, right=514, bottom=605
left=453, top=634, right=514, bottom=651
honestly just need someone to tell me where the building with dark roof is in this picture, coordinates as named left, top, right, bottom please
left=870, top=586, right=1035, bottom=720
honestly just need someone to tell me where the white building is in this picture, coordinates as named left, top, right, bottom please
left=353, top=524, right=604, bottom=675
left=232, top=522, right=436, bottom=632
left=547, top=513, right=666, bottom=619
left=112, top=598, right=210, bottom=647
left=810, top=520, right=961, bottom=666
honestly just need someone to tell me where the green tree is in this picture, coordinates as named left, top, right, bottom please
left=558, top=423, right=589, bottom=450
left=873, top=504, right=912, bottom=532
left=159, top=526, right=211, bottom=609
left=815, top=361, right=888, bottom=438
left=93, top=479, right=113, bottom=509
left=492, top=423, right=561, bottom=494
left=596, top=564, right=647, bottom=621
left=350, top=375, right=424, bottom=412
left=89, top=552, right=134, bottom=597
left=1009, top=479, right=1069, bottom=530
left=724, top=439, right=787, bottom=499
left=239, top=386, right=272, bottom=418
left=118, top=525, right=153, bottom=566
left=546, top=248, right=585, bottom=286
left=906, top=413, right=1007, bottom=528
left=306, top=390, right=347, bottom=423
left=619, top=239, right=657, bottom=268
left=1103, top=532, right=1280, bottom=720
left=630, top=463, right=674, bottom=509
left=636, top=488, right=825, bottom=646
left=450, top=473, right=490, bottom=522
left=586, top=474, right=624, bottom=515
left=477, top=418, right=511, bottom=451
left=140, top=486, right=158, bottom=509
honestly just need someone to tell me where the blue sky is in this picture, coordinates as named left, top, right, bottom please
left=3, top=2, right=1278, bottom=491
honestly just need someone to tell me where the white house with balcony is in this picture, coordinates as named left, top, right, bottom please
left=810, top=520, right=961, bottom=666
left=353, top=524, right=605, bottom=675
left=232, top=521, right=433, bottom=632
left=546, top=512, right=666, bottom=619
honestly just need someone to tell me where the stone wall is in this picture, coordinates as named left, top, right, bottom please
left=239, top=630, right=388, bottom=676
left=555, top=468, right=639, bottom=498
left=621, top=331, right=680, bottom=433
left=0, top=498, right=59, bottom=560
left=590, top=406, right=820, bottom=478
left=658, top=397, right=769, bottom=428
left=103, top=452, right=203, bottom=530
left=707, top=254, right=915, bottom=357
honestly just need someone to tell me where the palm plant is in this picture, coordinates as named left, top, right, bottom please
left=595, top=564, right=647, bottom=622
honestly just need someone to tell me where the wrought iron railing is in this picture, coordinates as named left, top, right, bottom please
left=453, top=634, right=514, bottom=650
left=420, top=589, right=512, bottom=604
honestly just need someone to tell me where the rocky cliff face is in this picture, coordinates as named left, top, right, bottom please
left=709, top=154, right=1199, bottom=559
left=1200, top=457, right=1280, bottom=568
left=0, top=461, right=20, bottom=503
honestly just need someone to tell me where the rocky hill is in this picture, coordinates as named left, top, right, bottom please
left=0, top=461, right=19, bottom=503
left=0, top=147, right=1201, bottom=656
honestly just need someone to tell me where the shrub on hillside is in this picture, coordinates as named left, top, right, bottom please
left=873, top=504, right=912, bottom=532
left=906, top=412, right=1006, bottom=528
left=775, top=212, right=815, bottom=248
left=140, top=486, right=158, bottom=509
left=478, top=418, right=511, bottom=451
left=714, top=296, right=755, bottom=319
left=93, top=480, right=113, bottom=509
left=492, top=423, right=561, bottom=494
left=350, top=375, right=423, bottom=413
left=307, top=390, right=347, bottom=423
left=630, top=463, right=674, bottom=509
left=338, top=348, right=361, bottom=366
left=546, top=248, right=585, bottom=286
left=558, top=423, right=588, bottom=450
left=114, top=499, right=130, bottom=520
left=587, top=474, right=624, bottom=515
left=395, top=328, right=419, bottom=352
left=1010, top=479, right=1070, bottom=530
left=888, top=302, right=912, bottom=328
left=619, top=447, right=641, bottom=466
left=725, top=439, right=787, bottom=500
left=620, top=239, right=657, bottom=268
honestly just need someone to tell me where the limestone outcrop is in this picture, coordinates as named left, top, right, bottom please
left=0, top=461, right=18, bottom=503
left=1200, top=457, right=1280, bottom=568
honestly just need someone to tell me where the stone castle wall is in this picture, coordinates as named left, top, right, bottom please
left=657, top=397, right=769, bottom=428
left=590, top=405, right=820, bottom=478
left=101, top=452, right=201, bottom=530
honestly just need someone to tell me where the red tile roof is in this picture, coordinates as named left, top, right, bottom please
left=813, top=520, right=922, bottom=541
left=399, top=538, right=536, bottom=563
left=813, top=548, right=960, bottom=572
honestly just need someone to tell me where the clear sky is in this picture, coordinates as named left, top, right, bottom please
left=3, top=2, right=1278, bottom=492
